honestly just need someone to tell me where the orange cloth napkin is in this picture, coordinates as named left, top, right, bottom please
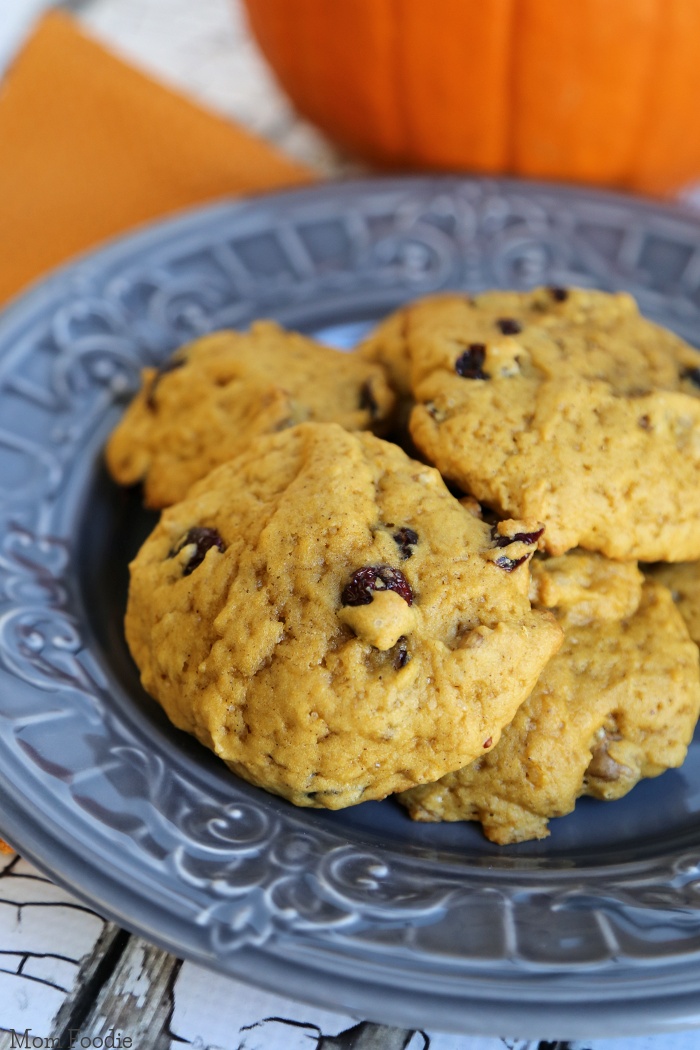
left=0, top=10, right=314, bottom=306
left=0, top=10, right=313, bottom=854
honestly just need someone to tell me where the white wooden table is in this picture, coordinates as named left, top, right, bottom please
left=0, top=2, right=699, bottom=1047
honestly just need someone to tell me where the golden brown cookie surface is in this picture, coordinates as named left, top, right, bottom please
left=646, top=560, right=700, bottom=646
left=368, top=287, right=700, bottom=560
left=125, top=423, right=562, bottom=809
left=106, top=321, right=396, bottom=507
left=399, top=552, right=700, bottom=843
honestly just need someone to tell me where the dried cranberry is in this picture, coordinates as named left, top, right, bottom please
left=359, top=380, right=379, bottom=418
left=682, top=366, right=700, bottom=388
left=493, top=553, right=529, bottom=572
left=549, top=286, right=569, bottom=303
left=493, top=526, right=544, bottom=549
left=393, top=637, right=410, bottom=670
left=169, top=526, right=225, bottom=575
left=392, top=527, right=418, bottom=560
left=341, top=565, right=413, bottom=607
left=455, top=344, right=488, bottom=380
left=146, top=354, right=186, bottom=410
left=491, top=525, right=543, bottom=571
left=496, top=317, right=522, bottom=335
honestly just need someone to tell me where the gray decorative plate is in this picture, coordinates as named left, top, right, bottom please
left=3, top=176, right=700, bottom=1040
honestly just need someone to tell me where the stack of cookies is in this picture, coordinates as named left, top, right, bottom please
left=107, top=288, right=700, bottom=843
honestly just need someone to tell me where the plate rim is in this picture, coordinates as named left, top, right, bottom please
left=3, top=174, right=700, bottom=1037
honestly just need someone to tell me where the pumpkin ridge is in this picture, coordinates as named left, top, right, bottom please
left=628, top=0, right=700, bottom=194
left=242, top=0, right=700, bottom=194
left=388, top=0, right=411, bottom=164
left=617, top=0, right=665, bottom=191
left=511, top=0, right=662, bottom=185
left=505, top=0, right=521, bottom=176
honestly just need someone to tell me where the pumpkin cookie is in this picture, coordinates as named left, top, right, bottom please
left=125, top=423, right=562, bottom=809
left=371, top=287, right=700, bottom=560
left=106, top=321, right=396, bottom=507
left=399, top=551, right=700, bottom=843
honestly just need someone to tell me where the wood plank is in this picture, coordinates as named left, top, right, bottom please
left=0, top=852, right=127, bottom=1048
left=65, top=937, right=181, bottom=1050
left=49, top=927, right=131, bottom=1044
left=327, top=1023, right=416, bottom=1050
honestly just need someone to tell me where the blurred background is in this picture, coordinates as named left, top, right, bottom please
left=2, top=0, right=352, bottom=174
left=5, top=0, right=700, bottom=200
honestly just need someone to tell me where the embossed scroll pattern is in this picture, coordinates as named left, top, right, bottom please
left=2, top=179, right=700, bottom=992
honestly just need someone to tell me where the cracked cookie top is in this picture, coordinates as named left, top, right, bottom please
left=364, top=287, right=700, bottom=560
left=106, top=321, right=396, bottom=507
left=399, top=551, right=700, bottom=843
left=125, top=422, right=562, bottom=809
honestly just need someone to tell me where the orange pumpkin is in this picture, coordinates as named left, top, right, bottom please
left=241, top=0, right=700, bottom=196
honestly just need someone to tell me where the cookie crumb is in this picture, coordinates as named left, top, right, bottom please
left=339, top=589, right=418, bottom=651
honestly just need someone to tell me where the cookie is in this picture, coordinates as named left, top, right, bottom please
left=358, top=308, right=419, bottom=444
left=399, top=551, right=700, bottom=843
left=369, top=287, right=700, bottom=560
left=106, top=321, right=396, bottom=507
left=359, top=307, right=413, bottom=400
left=646, top=560, right=700, bottom=645
left=125, top=422, right=563, bottom=809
